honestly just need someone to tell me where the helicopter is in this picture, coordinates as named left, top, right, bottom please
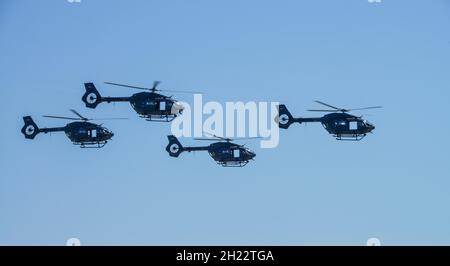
left=21, top=109, right=124, bottom=148
left=166, top=134, right=257, bottom=167
left=82, top=81, right=197, bottom=122
left=276, top=101, right=382, bottom=141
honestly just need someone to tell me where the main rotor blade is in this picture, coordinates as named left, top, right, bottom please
left=89, top=118, right=128, bottom=121
left=105, top=81, right=201, bottom=94
left=204, top=132, right=230, bottom=141
left=232, top=137, right=262, bottom=140
left=196, top=135, right=261, bottom=141
left=43, top=115, right=80, bottom=120
left=307, top=109, right=339, bottom=112
left=104, top=82, right=149, bottom=90
left=69, top=109, right=88, bottom=120
left=314, top=101, right=341, bottom=110
left=348, top=106, right=383, bottom=111
left=161, top=89, right=203, bottom=94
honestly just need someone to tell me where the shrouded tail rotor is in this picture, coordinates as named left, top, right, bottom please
left=166, top=135, right=184, bottom=157
left=21, top=116, right=40, bottom=139
left=82, top=83, right=102, bottom=108
left=275, top=104, right=295, bottom=129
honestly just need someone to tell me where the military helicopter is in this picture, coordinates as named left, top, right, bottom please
left=82, top=81, right=198, bottom=122
left=21, top=109, right=125, bottom=148
left=276, top=101, right=382, bottom=141
left=166, top=134, right=257, bottom=167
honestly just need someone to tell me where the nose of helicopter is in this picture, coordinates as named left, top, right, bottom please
left=171, top=101, right=185, bottom=115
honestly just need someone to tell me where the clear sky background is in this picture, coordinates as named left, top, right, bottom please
left=1, top=0, right=450, bottom=245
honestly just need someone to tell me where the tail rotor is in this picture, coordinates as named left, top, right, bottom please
left=82, top=83, right=102, bottom=108
left=166, top=135, right=184, bottom=157
left=276, top=104, right=295, bottom=129
left=21, top=116, right=40, bottom=139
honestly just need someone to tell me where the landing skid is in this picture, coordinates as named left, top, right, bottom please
left=334, top=134, right=366, bottom=141
left=218, top=161, right=249, bottom=167
left=73, top=141, right=108, bottom=148
left=141, top=114, right=177, bottom=122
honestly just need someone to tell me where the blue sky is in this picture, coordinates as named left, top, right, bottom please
left=1, top=0, right=450, bottom=245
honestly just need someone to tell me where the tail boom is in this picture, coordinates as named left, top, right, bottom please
left=277, top=104, right=322, bottom=129
left=166, top=135, right=209, bottom=157
left=21, top=116, right=65, bottom=139
left=294, top=117, right=322, bottom=123
left=82, top=82, right=130, bottom=109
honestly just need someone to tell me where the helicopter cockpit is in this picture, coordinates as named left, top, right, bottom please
left=97, top=126, right=113, bottom=137
left=241, top=147, right=256, bottom=158
left=363, top=120, right=375, bottom=130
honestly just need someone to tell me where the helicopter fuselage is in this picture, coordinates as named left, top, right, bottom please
left=207, top=142, right=256, bottom=166
left=277, top=104, right=377, bottom=141
left=64, top=121, right=113, bottom=145
left=166, top=135, right=256, bottom=167
left=128, top=92, right=181, bottom=118
left=294, top=113, right=375, bottom=140
left=21, top=116, right=114, bottom=148
left=82, top=83, right=185, bottom=122
left=319, top=113, right=375, bottom=138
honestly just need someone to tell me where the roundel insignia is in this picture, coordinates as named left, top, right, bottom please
left=86, top=93, right=98, bottom=104
left=25, top=125, right=36, bottom=135
left=170, top=143, right=180, bottom=153
left=278, top=114, right=290, bottom=125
